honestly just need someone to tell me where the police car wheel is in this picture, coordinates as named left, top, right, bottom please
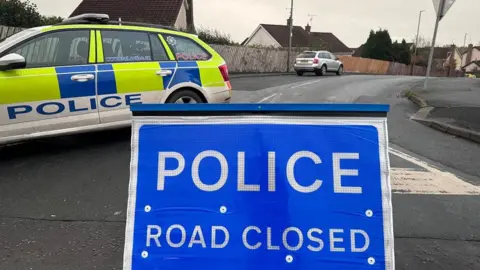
left=166, top=90, right=205, bottom=104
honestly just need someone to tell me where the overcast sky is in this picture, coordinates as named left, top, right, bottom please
left=31, top=0, right=478, bottom=48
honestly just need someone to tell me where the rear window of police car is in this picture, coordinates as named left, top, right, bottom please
left=163, top=34, right=211, bottom=61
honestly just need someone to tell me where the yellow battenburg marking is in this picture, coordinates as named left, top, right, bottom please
left=96, top=31, right=104, bottom=62
left=112, top=62, right=164, bottom=94
left=158, top=34, right=175, bottom=61
left=88, top=30, right=96, bottom=63
left=0, top=68, right=60, bottom=105
left=197, top=60, right=226, bottom=87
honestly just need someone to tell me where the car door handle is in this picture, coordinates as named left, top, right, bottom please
left=71, top=74, right=95, bottom=82
left=156, top=70, right=172, bottom=76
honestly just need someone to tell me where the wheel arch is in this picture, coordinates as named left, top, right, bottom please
left=163, top=87, right=208, bottom=103
left=161, top=82, right=209, bottom=103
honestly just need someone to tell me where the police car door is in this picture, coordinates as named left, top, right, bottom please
left=95, top=30, right=174, bottom=123
left=0, top=29, right=100, bottom=140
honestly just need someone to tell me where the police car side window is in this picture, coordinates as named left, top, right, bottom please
left=149, top=34, right=169, bottom=61
left=163, top=34, right=211, bottom=61
left=10, top=30, right=90, bottom=68
left=101, top=31, right=153, bottom=63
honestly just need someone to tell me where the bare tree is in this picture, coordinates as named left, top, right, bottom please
left=411, top=34, right=432, bottom=49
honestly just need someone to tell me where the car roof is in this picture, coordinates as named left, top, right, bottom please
left=43, top=14, right=196, bottom=38
left=302, top=50, right=330, bottom=53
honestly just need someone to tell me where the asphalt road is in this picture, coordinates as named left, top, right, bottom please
left=1, top=74, right=479, bottom=269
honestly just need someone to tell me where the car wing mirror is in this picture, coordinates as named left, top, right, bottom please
left=0, top=53, right=26, bottom=71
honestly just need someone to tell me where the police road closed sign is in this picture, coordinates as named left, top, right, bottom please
left=124, top=104, right=394, bottom=270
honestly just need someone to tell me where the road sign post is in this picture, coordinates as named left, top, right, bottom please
left=424, top=0, right=456, bottom=89
left=124, top=103, right=394, bottom=270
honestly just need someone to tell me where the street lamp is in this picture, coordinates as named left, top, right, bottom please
left=411, top=10, right=425, bottom=75
left=287, top=0, right=294, bottom=72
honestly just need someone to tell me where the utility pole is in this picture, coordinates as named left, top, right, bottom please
left=287, top=0, right=294, bottom=72
left=463, top=33, right=468, bottom=47
left=411, top=10, right=425, bottom=75
left=424, top=0, right=446, bottom=89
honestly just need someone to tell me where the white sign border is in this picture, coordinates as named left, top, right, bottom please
left=123, top=115, right=395, bottom=270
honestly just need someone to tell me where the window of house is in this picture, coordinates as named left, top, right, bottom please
left=9, top=30, right=90, bottom=68
left=162, top=34, right=211, bottom=61
left=101, top=30, right=153, bottom=63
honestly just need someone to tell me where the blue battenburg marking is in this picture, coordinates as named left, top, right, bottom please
left=97, top=64, right=117, bottom=95
left=56, top=66, right=96, bottom=98
left=170, top=61, right=202, bottom=87
left=160, top=62, right=177, bottom=89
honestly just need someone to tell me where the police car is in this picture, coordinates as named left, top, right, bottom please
left=0, top=14, right=232, bottom=144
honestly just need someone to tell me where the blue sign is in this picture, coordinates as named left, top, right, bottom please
left=124, top=104, right=394, bottom=270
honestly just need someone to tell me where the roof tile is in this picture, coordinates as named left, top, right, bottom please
left=309, top=32, right=351, bottom=53
left=259, top=24, right=351, bottom=53
left=70, top=0, right=184, bottom=26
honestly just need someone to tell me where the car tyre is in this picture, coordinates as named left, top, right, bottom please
left=296, top=71, right=304, bottom=76
left=166, top=89, right=205, bottom=104
left=336, top=65, right=344, bottom=76
left=315, top=65, right=326, bottom=76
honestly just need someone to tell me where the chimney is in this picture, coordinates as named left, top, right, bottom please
left=466, top=43, right=474, bottom=65
left=305, top=24, right=311, bottom=33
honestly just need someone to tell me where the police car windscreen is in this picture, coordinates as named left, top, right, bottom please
left=297, top=52, right=316, bottom=58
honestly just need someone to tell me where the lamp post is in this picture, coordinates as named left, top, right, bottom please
left=411, top=10, right=425, bottom=75
left=287, top=0, right=294, bottom=72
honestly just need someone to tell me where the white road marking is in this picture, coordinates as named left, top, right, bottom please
left=257, top=93, right=279, bottom=103
left=290, top=79, right=322, bottom=89
left=389, top=148, right=480, bottom=195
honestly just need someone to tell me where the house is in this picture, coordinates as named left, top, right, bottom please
left=444, top=45, right=463, bottom=70
left=463, top=61, right=480, bottom=73
left=352, top=44, right=364, bottom=57
left=242, top=20, right=353, bottom=55
left=461, top=44, right=480, bottom=72
left=413, top=47, right=451, bottom=68
left=70, top=0, right=194, bottom=31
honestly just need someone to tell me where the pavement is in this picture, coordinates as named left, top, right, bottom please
left=407, top=78, right=480, bottom=143
left=1, top=74, right=480, bottom=269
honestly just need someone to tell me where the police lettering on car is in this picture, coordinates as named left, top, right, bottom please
left=7, top=94, right=142, bottom=119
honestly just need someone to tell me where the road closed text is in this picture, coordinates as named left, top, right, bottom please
left=157, top=150, right=363, bottom=194
left=144, top=224, right=370, bottom=253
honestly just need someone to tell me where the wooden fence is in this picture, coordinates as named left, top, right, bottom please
left=338, top=56, right=464, bottom=77
left=210, top=44, right=305, bottom=73
left=0, top=25, right=24, bottom=40
left=1, top=25, right=464, bottom=77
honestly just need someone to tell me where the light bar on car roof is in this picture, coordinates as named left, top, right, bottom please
left=63, top=13, right=110, bottom=24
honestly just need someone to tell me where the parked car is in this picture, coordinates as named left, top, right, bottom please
left=0, top=13, right=232, bottom=145
left=294, top=51, right=344, bottom=76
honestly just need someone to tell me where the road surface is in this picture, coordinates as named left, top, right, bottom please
left=1, top=74, right=479, bottom=269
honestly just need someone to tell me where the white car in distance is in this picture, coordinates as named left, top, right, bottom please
left=294, top=51, right=344, bottom=76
